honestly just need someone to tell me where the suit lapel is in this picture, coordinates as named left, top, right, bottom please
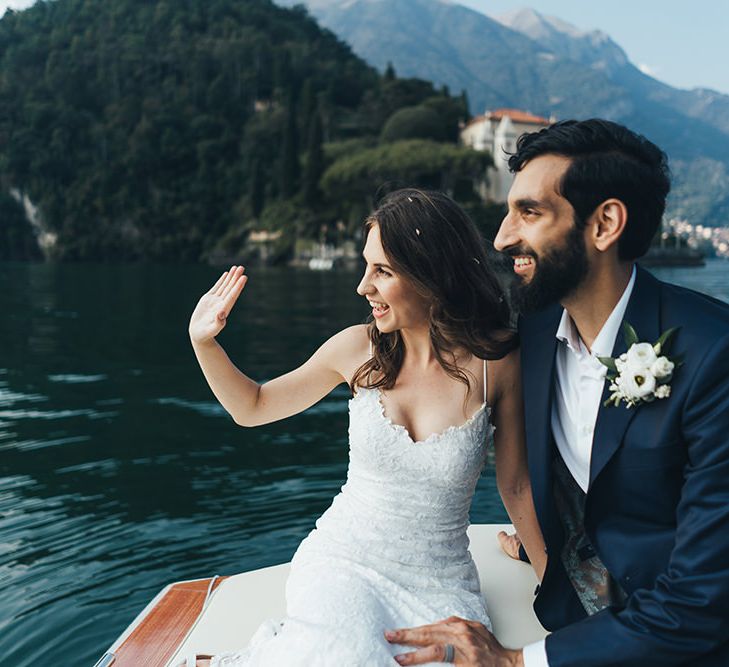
left=588, top=265, right=663, bottom=487
left=521, top=304, right=562, bottom=541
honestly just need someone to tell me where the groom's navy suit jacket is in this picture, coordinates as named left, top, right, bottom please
left=519, top=265, right=729, bottom=667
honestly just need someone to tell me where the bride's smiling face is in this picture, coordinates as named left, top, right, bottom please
left=356, top=224, right=430, bottom=334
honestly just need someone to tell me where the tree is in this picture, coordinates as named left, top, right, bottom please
left=250, top=157, right=265, bottom=218
left=274, top=50, right=294, bottom=103
left=279, top=92, right=300, bottom=198
left=459, top=89, right=471, bottom=121
left=422, top=96, right=467, bottom=143
left=300, top=78, right=316, bottom=137
left=364, top=77, right=440, bottom=130
left=302, top=109, right=324, bottom=207
left=321, top=139, right=492, bottom=204
left=380, top=106, right=447, bottom=143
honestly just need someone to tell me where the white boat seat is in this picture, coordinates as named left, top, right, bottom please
left=166, top=523, right=547, bottom=665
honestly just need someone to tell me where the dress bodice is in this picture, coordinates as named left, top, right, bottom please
left=347, top=387, right=492, bottom=503
left=308, top=387, right=494, bottom=568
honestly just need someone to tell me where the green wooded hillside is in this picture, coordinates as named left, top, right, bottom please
left=0, top=0, right=495, bottom=262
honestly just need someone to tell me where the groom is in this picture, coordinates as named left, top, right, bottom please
left=386, top=119, right=729, bottom=665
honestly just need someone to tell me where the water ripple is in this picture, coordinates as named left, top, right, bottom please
left=0, top=388, right=46, bottom=407
left=47, top=374, right=108, bottom=384
left=0, top=408, right=113, bottom=420
left=0, top=435, right=91, bottom=452
left=55, top=458, right=121, bottom=476
left=154, top=397, right=227, bottom=417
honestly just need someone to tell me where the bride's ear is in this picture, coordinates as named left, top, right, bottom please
left=590, top=198, right=628, bottom=253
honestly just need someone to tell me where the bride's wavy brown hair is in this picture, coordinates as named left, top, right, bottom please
left=350, top=188, right=518, bottom=396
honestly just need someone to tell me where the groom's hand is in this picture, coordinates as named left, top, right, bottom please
left=385, top=617, right=523, bottom=666
left=497, top=530, right=522, bottom=561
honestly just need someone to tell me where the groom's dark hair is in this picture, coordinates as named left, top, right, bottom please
left=508, top=119, right=671, bottom=260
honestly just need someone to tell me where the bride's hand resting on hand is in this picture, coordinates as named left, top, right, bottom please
left=189, top=265, right=247, bottom=345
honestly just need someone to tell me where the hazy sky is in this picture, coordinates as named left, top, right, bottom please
left=2, top=0, right=728, bottom=95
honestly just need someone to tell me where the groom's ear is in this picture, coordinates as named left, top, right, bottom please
left=590, top=198, right=628, bottom=253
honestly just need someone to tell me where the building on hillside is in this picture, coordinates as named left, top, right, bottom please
left=460, top=108, right=553, bottom=203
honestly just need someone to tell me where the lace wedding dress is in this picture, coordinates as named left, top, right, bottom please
left=211, top=377, right=494, bottom=667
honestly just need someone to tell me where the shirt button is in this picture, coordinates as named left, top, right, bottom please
left=581, top=425, right=593, bottom=436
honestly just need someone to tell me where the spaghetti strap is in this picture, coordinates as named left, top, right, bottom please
left=482, top=359, right=488, bottom=404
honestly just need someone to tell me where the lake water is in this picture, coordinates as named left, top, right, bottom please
left=0, top=259, right=726, bottom=666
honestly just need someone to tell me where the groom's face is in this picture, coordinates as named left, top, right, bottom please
left=494, top=154, right=590, bottom=313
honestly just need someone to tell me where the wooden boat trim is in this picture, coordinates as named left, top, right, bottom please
left=98, top=577, right=228, bottom=667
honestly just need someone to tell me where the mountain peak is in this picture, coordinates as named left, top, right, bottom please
left=496, top=6, right=628, bottom=73
left=497, top=7, right=585, bottom=39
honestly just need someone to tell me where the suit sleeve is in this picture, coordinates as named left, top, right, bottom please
left=544, top=332, right=729, bottom=667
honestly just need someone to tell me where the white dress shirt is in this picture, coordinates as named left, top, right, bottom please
left=522, top=266, right=636, bottom=667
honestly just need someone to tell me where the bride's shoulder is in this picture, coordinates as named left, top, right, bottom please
left=317, top=325, right=370, bottom=377
left=328, top=324, right=369, bottom=351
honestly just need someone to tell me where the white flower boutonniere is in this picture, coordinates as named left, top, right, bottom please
left=598, top=323, right=682, bottom=409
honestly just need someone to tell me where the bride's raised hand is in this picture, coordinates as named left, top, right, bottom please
left=189, top=266, right=248, bottom=344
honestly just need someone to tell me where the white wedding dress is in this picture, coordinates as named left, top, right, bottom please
left=211, top=373, right=494, bottom=667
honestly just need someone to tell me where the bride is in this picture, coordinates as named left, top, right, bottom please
left=185, top=189, right=546, bottom=666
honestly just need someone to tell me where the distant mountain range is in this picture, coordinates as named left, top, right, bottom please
left=276, top=0, right=729, bottom=226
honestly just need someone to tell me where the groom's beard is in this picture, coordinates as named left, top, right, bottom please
left=509, top=224, right=589, bottom=314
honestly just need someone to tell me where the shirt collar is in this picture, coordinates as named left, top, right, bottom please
left=555, top=265, right=637, bottom=358
left=555, top=307, right=583, bottom=354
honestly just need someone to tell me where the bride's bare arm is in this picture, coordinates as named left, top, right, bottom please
left=189, top=266, right=367, bottom=427
left=491, top=348, right=547, bottom=581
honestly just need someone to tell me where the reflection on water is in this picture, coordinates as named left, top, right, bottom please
left=0, top=259, right=725, bottom=665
